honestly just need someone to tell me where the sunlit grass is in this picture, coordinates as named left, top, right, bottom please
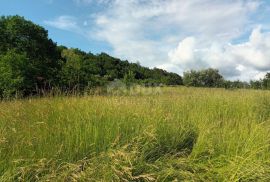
left=0, top=87, right=270, bottom=181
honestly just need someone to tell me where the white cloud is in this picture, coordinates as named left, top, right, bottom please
left=45, top=0, right=269, bottom=80
left=73, top=0, right=111, bottom=5
left=167, top=27, right=270, bottom=81
left=73, top=0, right=93, bottom=4
left=168, top=37, right=197, bottom=67
left=44, top=16, right=83, bottom=33
left=90, top=0, right=266, bottom=80
left=231, top=27, right=270, bottom=71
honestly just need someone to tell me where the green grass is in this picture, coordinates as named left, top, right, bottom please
left=0, top=87, right=270, bottom=181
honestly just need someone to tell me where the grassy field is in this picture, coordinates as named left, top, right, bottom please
left=0, top=87, right=270, bottom=181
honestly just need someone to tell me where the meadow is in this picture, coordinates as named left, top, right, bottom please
left=0, top=87, right=270, bottom=181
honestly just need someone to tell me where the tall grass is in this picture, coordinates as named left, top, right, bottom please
left=0, top=87, right=270, bottom=181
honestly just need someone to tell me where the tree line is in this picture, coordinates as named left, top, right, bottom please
left=0, top=15, right=182, bottom=98
left=183, top=69, right=270, bottom=90
left=0, top=15, right=269, bottom=98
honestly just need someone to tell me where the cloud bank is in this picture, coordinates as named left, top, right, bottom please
left=167, top=27, right=270, bottom=80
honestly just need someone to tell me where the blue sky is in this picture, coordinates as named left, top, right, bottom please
left=0, top=0, right=112, bottom=53
left=1, top=0, right=270, bottom=80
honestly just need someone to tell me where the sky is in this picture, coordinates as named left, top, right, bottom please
left=1, top=0, right=270, bottom=81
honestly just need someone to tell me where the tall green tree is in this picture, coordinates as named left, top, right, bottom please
left=0, top=15, right=61, bottom=95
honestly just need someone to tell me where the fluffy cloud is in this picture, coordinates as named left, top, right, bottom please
left=91, top=0, right=266, bottom=80
left=231, top=27, right=270, bottom=71
left=94, top=0, right=260, bottom=44
left=167, top=27, right=270, bottom=80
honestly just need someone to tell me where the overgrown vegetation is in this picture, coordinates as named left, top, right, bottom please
left=1, top=87, right=270, bottom=181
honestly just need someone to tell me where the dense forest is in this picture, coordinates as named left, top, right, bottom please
left=0, top=15, right=269, bottom=98
left=0, top=15, right=182, bottom=98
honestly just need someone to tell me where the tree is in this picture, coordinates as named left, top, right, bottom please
left=0, top=15, right=61, bottom=95
left=262, top=73, right=270, bottom=89
left=0, top=15, right=184, bottom=98
left=250, top=80, right=263, bottom=89
left=0, top=51, right=29, bottom=97
left=224, top=80, right=250, bottom=89
left=183, top=68, right=224, bottom=87
left=162, top=73, right=183, bottom=85
left=60, top=49, right=84, bottom=89
left=183, top=70, right=200, bottom=87
left=123, top=71, right=136, bottom=87
left=199, top=68, right=224, bottom=87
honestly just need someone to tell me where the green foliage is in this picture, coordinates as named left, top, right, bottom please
left=183, top=68, right=224, bottom=87
left=224, top=80, right=250, bottom=89
left=0, top=15, right=61, bottom=97
left=0, top=15, right=60, bottom=77
left=262, top=73, right=270, bottom=89
left=60, top=48, right=87, bottom=89
left=0, top=50, right=30, bottom=98
left=58, top=49, right=183, bottom=91
left=0, top=15, right=183, bottom=98
left=249, top=73, right=270, bottom=90
left=250, top=80, right=263, bottom=89
left=123, top=71, right=136, bottom=87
